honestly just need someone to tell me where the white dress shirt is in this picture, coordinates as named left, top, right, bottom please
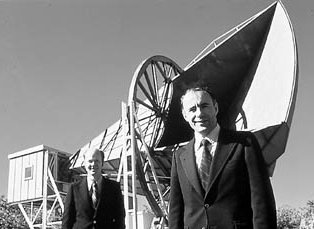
left=194, top=124, right=220, bottom=170
left=87, top=176, right=103, bottom=194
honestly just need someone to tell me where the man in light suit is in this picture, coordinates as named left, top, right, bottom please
left=168, top=87, right=276, bottom=229
left=62, top=148, right=125, bottom=229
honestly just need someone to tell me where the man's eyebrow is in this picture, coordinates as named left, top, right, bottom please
left=187, top=104, right=196, bottom=109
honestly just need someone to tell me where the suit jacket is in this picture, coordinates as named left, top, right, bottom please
left=168, top=128, right=276, bottom=229
left=62, top=176, right=125, bottom=229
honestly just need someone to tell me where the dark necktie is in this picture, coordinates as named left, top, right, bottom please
left=199, top=139, right=212, bottom=191
left=91, top=181, right=98, bottom=208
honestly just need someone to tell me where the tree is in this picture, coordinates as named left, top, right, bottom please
left=277, top=205, right=301, bottom=229
left=299, top=200, right=314, bottom=229
left=0, top=195, right=27, bottom=229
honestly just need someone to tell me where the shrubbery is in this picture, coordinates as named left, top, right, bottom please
left=0, top=195, right=27, bottom=228
left=277, top=201, right=314, bottom=229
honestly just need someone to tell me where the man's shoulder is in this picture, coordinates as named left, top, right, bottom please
left=220, top=128, right=257, bottom=146
left=102, top=176, right=120, bottom=187
left=65, top=177, right=85, bottom=194
left=70, top=177, right=85, bottom=187
left=173, top=139, right=193, bottom=155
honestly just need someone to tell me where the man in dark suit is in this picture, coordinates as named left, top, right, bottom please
left=168, top=87, right=277, bottom=229
left=62, top=147, right=125, bottom=229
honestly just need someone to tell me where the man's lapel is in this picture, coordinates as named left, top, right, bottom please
left=205, top=129, right=236, bottom=196
left=79, top=177, right=94, bottom=209
left=95, top=177, right=105, bottom=211
left=180, top=139, right=204, bottom=197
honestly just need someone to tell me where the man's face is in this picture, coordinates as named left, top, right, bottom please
left=84, top=149, right=103, bottom=179
left=182, top=90, right=218, bottom=137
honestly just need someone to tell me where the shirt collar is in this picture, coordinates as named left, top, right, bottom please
left=87, top=175, right=103, bottom=190
left=195, top=124, right=220, bottom=149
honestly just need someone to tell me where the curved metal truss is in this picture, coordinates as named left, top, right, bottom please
left=127, top=55, right=183, bottom=226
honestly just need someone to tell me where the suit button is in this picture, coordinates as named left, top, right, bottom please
left=202, top=227, right=206, bottom=229
left=93, top=220, right=96, bottom=224
left=204, top=204, right=209, bottom=208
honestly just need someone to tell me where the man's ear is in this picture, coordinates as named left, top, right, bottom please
left=182, top=109, right=188, bottom=122
left=214, top=101, right=219, bottom=116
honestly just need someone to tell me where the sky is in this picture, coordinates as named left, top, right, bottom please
left=0, top=0, right=313, bottom=209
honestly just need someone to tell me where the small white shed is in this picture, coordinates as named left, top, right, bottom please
left=7, top=145, right=71, bottom=204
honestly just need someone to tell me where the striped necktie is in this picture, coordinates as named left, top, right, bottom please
left=91, top=181, right=98, bottom=208
left=199, top=139, right=212, bottom=191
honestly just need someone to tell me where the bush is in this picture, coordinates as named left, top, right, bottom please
left=277, top=205, right=301, bottom=228
left=0, top=195, right=27, bottom=229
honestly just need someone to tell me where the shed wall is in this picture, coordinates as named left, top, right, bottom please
left=8, top=150, right=44, bottom=203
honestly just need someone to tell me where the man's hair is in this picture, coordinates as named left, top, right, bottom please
left=180, top=86, right=217, bottom=110
left=83, top=147, right=105, bottom=163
